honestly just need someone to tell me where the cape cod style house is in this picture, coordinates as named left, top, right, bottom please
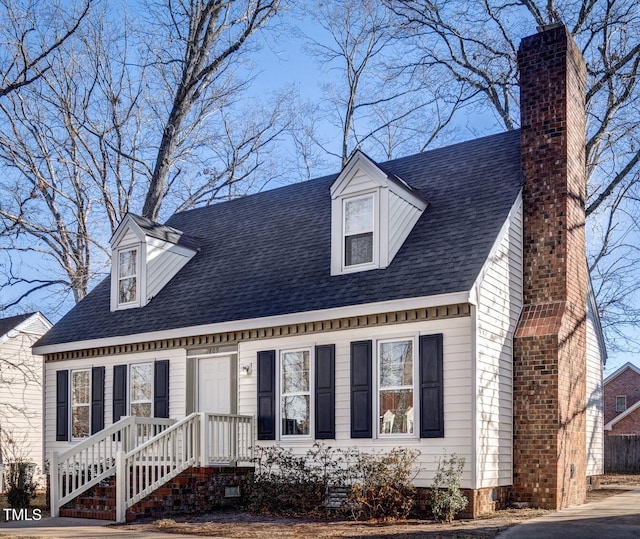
left=0, top=312, right=52, bottom=490
left=34, top=24, right=606, bottom=521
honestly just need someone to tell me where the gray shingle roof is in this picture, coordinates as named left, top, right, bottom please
left=0, top=313, right=36, bottom=338
left=36, top=130, right=522, bottom=348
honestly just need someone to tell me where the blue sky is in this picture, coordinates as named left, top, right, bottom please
left=3, top=6, right=636, bottom=374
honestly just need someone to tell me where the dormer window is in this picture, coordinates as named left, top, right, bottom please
left=118, top=248, right=138, bottom=305
left=330, top=151, right=428, bottom=276
left=344, top=195, right=374, bottom=267
left=110, top=214, right=198, bottom=312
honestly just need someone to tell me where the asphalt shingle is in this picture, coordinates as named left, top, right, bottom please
left=36, top=130, right=522, bottom=348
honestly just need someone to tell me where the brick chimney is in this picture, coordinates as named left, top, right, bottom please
left=513, top=24, right=588, bottom=509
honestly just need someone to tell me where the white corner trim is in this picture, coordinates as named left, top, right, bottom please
left=469, top=191, right=523, bottom=305
left=33, top=290, right=472, bottom=355
left=604, top=399, right=640, bottom=430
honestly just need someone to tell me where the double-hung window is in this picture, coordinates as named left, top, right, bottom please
left=130, top=363, right=153, bottom=417
left=378, top=339, right=414, bottom=436
left=280, top=349, right=311, bottom=436
left=344, top=195, right=374, bottom=267
left=71, top=369, right=91, bottom=439
left=615, top=395, right=627, bottom=413
left=118, top=248, right=138, bottom=305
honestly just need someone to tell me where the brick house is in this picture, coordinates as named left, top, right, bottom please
left=604, top=363, right=640, bottom=434
left=34, top=24, right=606, bottom=522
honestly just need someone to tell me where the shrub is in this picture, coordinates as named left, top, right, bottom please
left=247, top=444, right=336, bottom=515
left=247, top=443, right=420, bottom=521
left=346, top=448, right=419, bottom=521
left=6, top=462, right=38, bottom=509
left=429, top=453, right=468, bottom=523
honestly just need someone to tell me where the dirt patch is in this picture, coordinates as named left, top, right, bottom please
left=124, top=508, right=551, bottom=538
left=598, top=474, right=640, bottom=486
left=121, top=475, right=640, bottom=538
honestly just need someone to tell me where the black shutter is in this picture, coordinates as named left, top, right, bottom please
left=350, top=340, right=372, bottom=438
left=56, top=370, right=69, bottom=441
left=315, top=344, right=335, bottom=439
left=113, top=364, right=128, bottom=423
left=154, top=360, right=170, bottom=418
left=91, top=366, right=105, bottom=434
left=419, top=334, right=444, bottom=438
left=257, top=350, right=276, bottom=440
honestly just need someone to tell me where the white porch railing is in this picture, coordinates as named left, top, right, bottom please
left=115, top=412, right=254, bottom=522
left=200, top=413, right=254, bottom=464
left=50, top=416, right=175, bottom=517
left=116, top=412, right=200, bottom=522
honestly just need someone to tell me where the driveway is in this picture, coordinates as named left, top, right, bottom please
left=496, top=486, right=640, bottom=539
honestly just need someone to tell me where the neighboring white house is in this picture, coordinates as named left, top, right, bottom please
left=0, top=312, right=52, bottom=490
left=34, top=24, right=606, bottom=522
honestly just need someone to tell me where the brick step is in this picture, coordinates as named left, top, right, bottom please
left=59, top=507, right=115, bottom=521
left=72, top=496, right=116, bottom=510
left=88, top=485, right=116, bottom=497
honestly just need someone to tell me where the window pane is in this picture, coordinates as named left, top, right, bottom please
left=119, top=249, right=137, bottom=278
left=379, top=390, right=414, bottom=434
left=281, top=395, right=310, bottom=435
left=282, top=351, right=309, bottom=393
left=72, top=405, right=90, bottom=438
left=131, top=403, right=152, bottom=417
left=131, top=364, right=152, bottom=401
left=119, top=277, right=137, bottom=303
left=345, top=197, right=373, bottom=235
left=345, top=232, right=373, bottom=266
left=72, top=370, right=90, bottom=405
left=380, top=341, right=413, bottom=387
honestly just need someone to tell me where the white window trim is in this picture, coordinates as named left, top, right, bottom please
left=342, top=193, right=377, bottom=271
left=278, top=347, right=314, bottom=440
left=129, top=362, right=153, bottom=417
left=375, top=335, right=419, bottom=440
left=615, top=395, right=627, bottom=413
left=116, top=246, right=141, bottom=309
left=339, top=190, right=381, bottom=274
left=70, top=368, right=91, bottom=441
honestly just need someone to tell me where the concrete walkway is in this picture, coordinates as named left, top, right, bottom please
left=497, top=487, right=640, bottom=539
left=0, top=516, right=196, bottom=538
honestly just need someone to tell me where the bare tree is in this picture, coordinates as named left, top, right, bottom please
left=0, top=0, right=289, bottom=310
left=386, top=0, right=640, bottom=352
left=301, top=0, right=463, bottom=166
left=141, top=0, right=283, bottom=220
left=0, top=0, right=91, bottom=98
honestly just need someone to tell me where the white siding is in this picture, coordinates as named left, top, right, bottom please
left=120, top=228, right=139, bottom=246
left=585, top=297, right=604, bottom=476
left=388, top=190, right=423, bottom=261
left=146, top=241, right=193, bottom=301
left=238, top=316, right=474, bottom=488
left=44, top=348, right=186, bottom=459
left=0, top=321, right=47, bottom=487
left=339, top=169, right=378, bottom=196
left=473, top=198, right=523, bottom=489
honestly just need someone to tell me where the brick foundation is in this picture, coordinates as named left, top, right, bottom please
left=126, top=466, right=252, bottom=522
left=513, top=24, right=588, bottom=510
left=415, top=486, right=511, bottom=518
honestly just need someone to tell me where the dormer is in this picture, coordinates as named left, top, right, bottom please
left=330, top=151, right=428, bottom=275
left=110, top=214, right=198, bottom=311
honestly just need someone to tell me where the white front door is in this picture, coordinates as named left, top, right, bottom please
left=197, top=356, right=233, bottom=414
